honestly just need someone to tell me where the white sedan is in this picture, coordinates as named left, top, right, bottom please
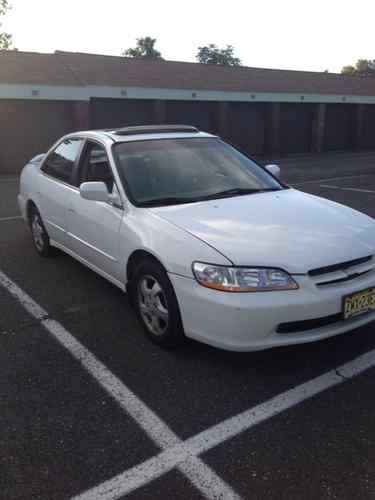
left=18, top=125, right=375, bottom=351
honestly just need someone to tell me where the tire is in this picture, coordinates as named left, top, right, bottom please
left=131, top=259, right=185, bottom=348
left=29, top=206, right=54, bottom=257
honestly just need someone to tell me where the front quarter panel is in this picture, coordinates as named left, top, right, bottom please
left=120, top=208, right=231, bottom=280
left=18, top=162, right=42, bottom=221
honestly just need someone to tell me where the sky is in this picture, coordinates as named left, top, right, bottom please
left=2, top=0, right=375, bottom=73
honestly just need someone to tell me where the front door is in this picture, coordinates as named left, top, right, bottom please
left=66, top=140, right=124, bottom=283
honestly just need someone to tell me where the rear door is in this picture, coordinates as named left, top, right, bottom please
left=38, top=137, right=84, bottom=245
left=66, top=140, right=124, bottom=283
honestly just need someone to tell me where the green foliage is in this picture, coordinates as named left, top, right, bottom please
left=0, top=0, right=10, bottom=16
left=0, top=31, right=12, bottom=49
left=0, top=0, right=13, bottom=50
left=341, top=59, right=375, bottom=76
left=123, top=37, right=162, bottom=59
left=196, top=44, right=241, bottom=66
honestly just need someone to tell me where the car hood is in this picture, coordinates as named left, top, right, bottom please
left=150, top=189, right=375, bottom=273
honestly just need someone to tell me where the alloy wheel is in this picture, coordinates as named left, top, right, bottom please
left=137, top=275, right=169, bottom=336
left=31, top=213, right=45, bottom=252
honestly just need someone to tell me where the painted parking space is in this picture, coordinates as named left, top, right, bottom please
left=202, top=368, right=375, bottom=500
left=0, top=285, right=159, bottom=500
left=293, top=174, right=375, bottom=219
left=2, top=221, right=375, bottom=441
left=2, top=152, right=375, bottom=499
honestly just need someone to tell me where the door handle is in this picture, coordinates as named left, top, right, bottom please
left=68, top=208, right=76, bottom=214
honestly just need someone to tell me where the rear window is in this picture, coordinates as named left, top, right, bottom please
left=42, top=138, right=83, bottom=185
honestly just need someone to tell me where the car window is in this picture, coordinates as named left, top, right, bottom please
left=113, top=138, right=283, bottom=206
left=79, top=141, right=114, bottom=192
left=42, top=138, right=83, bottom=185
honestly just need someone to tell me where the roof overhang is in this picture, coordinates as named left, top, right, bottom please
left=1, top=83, right=375, bottom=104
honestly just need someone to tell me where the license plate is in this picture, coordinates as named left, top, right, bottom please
left=343, top=287, right=375, bottom=320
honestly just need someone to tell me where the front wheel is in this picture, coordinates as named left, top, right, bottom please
left=131, top=260, right=185, bottom=348
left=29, top=207, right=54, bottom=257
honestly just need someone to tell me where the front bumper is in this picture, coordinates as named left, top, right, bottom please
left=169, top=271, right=375, bottom=351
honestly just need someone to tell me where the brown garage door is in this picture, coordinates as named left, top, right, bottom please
left=91, top=98, right=155, bottom=129
left=324, top=104, right=356, bottom=151
left=279, top=103, right=314, bottom=154
left=165, top=101, right=216, bottom=133
left=0, top=100, right=75, bottom=176
left=360, top=105, right=375, bottom=150
left=224, top=102, right=266, bottom=155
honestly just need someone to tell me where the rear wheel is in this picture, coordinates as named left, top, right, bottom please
left=131, top=259, right=185, bottom=348
left=29, top=206, right=54, bottom=257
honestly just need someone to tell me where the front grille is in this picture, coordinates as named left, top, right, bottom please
left=308, top=256, right=372, bottom=277
left=308, top=255, right=375, bottom=288
left=316, top=270, right=371, bottom=287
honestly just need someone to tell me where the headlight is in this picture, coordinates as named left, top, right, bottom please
left=192, top=262, right=299, bottom=292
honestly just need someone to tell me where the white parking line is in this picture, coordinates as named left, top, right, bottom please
left=319, top=184, right=375, bottom=194
left=0, top=269, right=240, bottom=500
left=0, top=215, right=22, bottom=222
left=74, top=346, right=375, bottom=499
left=292, top=174, right=371, bottom=186
left=3, top=267, right=375, bottom=500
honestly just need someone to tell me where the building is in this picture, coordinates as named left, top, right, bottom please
left=1, top=50, right=375, bottom=175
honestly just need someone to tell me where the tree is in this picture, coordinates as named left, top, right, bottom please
left=123, top=37, right=162, bottom=59
left=196, top=44, right=241, bottom=67
left=341, top=59, right=375, bottom=76
left=0, top=0, right=13, bottom=50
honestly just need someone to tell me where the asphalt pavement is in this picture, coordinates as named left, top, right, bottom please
left=1, top=151, right=375, bottom=500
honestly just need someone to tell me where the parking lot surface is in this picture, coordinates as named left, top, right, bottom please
left=2, top=151, right=375, bottom=499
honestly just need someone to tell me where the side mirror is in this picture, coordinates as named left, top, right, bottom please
left=265, top=164, right=281, bottom=178
left=80, top=181, right=109, bottom=202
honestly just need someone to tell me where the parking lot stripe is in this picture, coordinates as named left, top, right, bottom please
left=4, top=263, right=375, bottom=500
left=0, top=269, right=240, bottom=500
left=72, top=447, right=192, bottom=500
left=184, top=347, right=375, bottom=456
left=0, top=215, right=22, bottom=222
left=292, top=174, right=370, bottom=186
left=319, top=184, right=375, bottom=194
left=73, top=344, right=375, bottom=500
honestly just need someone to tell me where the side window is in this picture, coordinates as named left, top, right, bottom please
left=79, top=141, right=114, bottom=192
left=42, top=138, right=83, bottom=185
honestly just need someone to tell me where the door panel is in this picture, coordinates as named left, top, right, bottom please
left=66, top=139, right=124, bottom=282
left=67, top=191, right=123, bottom=280
left=38, top=137, right=84, bottom=245
left=37, top=175, right=77, bottom=246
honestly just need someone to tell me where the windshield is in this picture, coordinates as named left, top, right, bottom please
left=112, top=138, right=283, bottom=207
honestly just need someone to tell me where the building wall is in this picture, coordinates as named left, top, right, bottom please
left=91, top=98, right=155, bottom=128
left=0, top=100, right=76, bottom=175
left=224, top=102, right=266, bottom=154
left=360, top=105, right=375, bottom=150
left=279, top=103, right=314, bottom=154
left=1, top=97, right=375, bottom=175
left=324, top=104, right=356, bottom=151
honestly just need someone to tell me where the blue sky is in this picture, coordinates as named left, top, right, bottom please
left=3, top=0, right=374, bottom=73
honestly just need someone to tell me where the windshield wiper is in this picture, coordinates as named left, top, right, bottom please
left=200, top=187, right=281, bottom=200
left=139, top=188, right=282, bottom=207
left=139, top=197, right=198, bottom=207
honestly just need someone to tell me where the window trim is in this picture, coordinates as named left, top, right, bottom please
left=41, top=136, right=86, bottom=187
left=76, top=138, right=114, bottom=186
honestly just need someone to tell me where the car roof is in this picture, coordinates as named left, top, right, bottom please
left=66, top=125, right=215, bottom=144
